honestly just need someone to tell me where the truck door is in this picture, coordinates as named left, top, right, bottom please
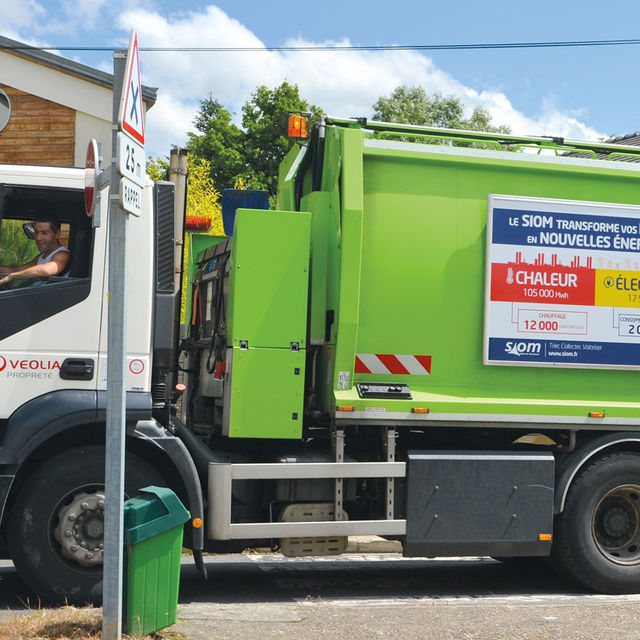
left=96, top=181, right=157, bottom=395
left=0, top=175, right=106, bottom=420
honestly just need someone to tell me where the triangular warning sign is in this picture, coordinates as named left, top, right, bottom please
left=118, top=30, right=145, bottom=146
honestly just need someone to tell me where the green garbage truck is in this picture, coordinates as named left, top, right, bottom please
left=4, top=116, right=640, bottom=601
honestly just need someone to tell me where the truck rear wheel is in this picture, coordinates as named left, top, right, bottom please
left=8, top=445, right=163, bottom=604
left=552, top=451, right=640, bottom=593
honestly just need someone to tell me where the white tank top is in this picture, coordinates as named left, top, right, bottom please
left=37, top=245, right=70, bottom=276
left=32, top=245, right=70, bottom=286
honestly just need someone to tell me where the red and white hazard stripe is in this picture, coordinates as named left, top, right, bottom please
left=354, top=354, right=431, bottom=375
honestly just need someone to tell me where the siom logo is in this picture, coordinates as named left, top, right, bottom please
left=0, top=356, right=5, bottom=372
left=505, top=341, right=542, bottom=357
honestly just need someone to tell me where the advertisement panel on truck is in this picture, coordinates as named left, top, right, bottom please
left=484, top=194, right=640, bottom=369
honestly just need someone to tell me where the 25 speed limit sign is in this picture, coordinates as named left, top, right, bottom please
left=116, top=132, right=145, bottom=188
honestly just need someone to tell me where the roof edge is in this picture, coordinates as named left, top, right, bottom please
left=0, top=34, right=157, bottom=105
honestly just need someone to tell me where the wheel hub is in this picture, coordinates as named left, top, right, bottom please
left=601, top=503, right=633, bottom=540
left=593, top=485, right=640, bottom=565
left=54, top=492, right=105, bottom=568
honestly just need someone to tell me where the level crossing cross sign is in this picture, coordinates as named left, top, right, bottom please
left=118, top=30, right=145, bottom=146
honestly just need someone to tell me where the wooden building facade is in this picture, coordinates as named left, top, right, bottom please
left=0, top=36, right=156, bottom=167
left=0, top=83, right=75, bottom=166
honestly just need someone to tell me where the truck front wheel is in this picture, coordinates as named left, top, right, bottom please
left=8, top=445, right=163, bottom=604
left=553, top=451, right=640, bottom=593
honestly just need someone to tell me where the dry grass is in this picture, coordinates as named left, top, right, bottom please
left=0, top=606, right=185, bottom=640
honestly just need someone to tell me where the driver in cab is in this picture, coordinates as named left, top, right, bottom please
left=0, top=216, right=70, bottom=288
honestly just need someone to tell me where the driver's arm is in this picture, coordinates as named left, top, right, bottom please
left=0, top=252, right=68, bottom=287
left=0, top=256, right=38, bottom=276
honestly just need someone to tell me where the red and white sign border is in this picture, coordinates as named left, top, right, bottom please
left=118, top=30, right=145, bottom=146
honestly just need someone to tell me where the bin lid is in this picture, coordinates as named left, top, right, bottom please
left=123, top=486, right=190, bottom=545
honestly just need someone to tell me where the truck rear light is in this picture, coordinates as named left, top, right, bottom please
left=214, top=362, right=226, bottom=379
left=288, top=114, right=308, bottom=138
left=539, top=533, right=552, bottom=541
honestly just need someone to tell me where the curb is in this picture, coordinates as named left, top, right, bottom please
left=247, top=535, right=402, bottom=556
left=346, top=535, right=402, bottom=553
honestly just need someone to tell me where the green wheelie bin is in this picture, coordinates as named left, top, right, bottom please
left=122, top=486, right=190, bottom=636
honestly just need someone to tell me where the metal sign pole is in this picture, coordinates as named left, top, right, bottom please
left=102, top=49, right=128, bottom=640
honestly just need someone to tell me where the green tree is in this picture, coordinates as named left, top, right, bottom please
left=0, top=220, right=38, bottom=266
left=240, top=82, right=322, bottom=196
left=185, top=155, right=223, bottom=234
left=146, top=155, right=169, bottom=181
left=187, top=97, right=246, bottom=191
left=372, top=85, right=510, bottom=138
left=180, top=154, right=224, bottom=324
left=187, top=82, right=322, bottom=198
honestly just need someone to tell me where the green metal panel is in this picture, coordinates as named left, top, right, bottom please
left=227, top=209, right=310, bottom=349
left=337, top=140, right=640, bottom=418
left=224, top=208, right=310, bottom=438
left=302, top=191, right=331, bottom=345
left=332, top=128, right=365, bottom=392
left=226, top=346, right=305, bottom=438
left=274, top=121, right=640, bottom=422
left=277, top=143, right=307, bottom=211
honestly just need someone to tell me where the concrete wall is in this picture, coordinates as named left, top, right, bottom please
left=74, top=111, right=112, bottom=167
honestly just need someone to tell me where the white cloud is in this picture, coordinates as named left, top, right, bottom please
left=2, top=0, right=119, bottom=41
left=144, top=94, right=200, bottom=160
left=115, top=6, right=605, bottom=157
left=0, top=1, right=46, bottom=31
left=3, top=3, right=606, bottom=156
left=59, top=0, right=109, bottom=31
left=120, top=7, right=281, bottom=107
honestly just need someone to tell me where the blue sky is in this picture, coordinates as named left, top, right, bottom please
left=2, top=0, right=640, bottom=157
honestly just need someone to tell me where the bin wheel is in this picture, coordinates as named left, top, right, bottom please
left=8, top=445, right=163, bottom=604
left=551, top=451, right=640, bottom=593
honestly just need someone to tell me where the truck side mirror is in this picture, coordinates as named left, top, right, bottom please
left=22, top=222, right=35, bottom=240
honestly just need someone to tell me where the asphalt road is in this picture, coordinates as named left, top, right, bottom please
left=173, top=553, right=640, bottom=640
left=1, top=554, right=640, bottom=639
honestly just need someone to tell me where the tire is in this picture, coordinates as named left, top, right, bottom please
left=8, top=445, right=163, bottom=604
left=552, top=451, right=640, bottom=594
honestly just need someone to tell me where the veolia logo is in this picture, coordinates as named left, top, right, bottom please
left=505, top=341, right=542, bottom=357
left=0, top=357, right=61, bottom=372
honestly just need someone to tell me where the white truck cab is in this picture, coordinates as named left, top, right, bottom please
left=0, top=164, right=158, bottom=413
left=0, top=164, right=202, bottom=602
